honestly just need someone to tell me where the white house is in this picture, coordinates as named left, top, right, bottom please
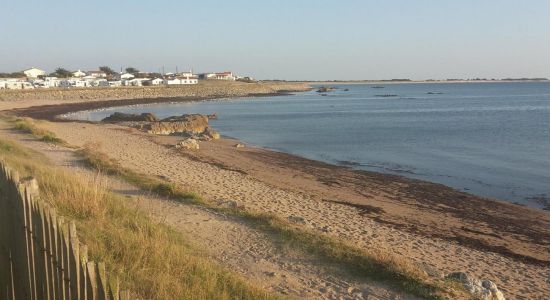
left=149, top=78, right=165, bottom=85
left=118, top=73, right=135, bottom=80
left=87, top=71, right=107, bottom=78
left=72, top=70, right=86, bottom=77
left=23, top=67, right=46, bottom=79
left=124, top=78, right=150, bottom=86
left=166, top=76, right=198, bottom=85
left=5, top=79, right=34, bottom=89
left=215, top=71, right=236, bottom=81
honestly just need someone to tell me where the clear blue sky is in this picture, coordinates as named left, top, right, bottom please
left=1, top=0, right=549, bottom=80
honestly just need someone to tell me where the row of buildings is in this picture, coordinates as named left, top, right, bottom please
left=0, top=67, right=240, bottom=90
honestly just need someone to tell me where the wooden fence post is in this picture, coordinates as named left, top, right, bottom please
left=69, top=221, right=81, bottom=300
left=86, top=262, right=98, bottom=300
left=0, top=162, right=131, bottom=300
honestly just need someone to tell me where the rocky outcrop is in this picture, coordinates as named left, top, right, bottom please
left=102, top=112, right=159, bottom=122
left=103, top=111, right=224, bottom=143
left=175, top=138, right=200, bottom=150
left=446, top=272, right=505, bottom=300
left=203, top=127, right=220, bottom=140
left=316, top=86, right=336, bottom=93
left=147, top=114, right=209, bottom=135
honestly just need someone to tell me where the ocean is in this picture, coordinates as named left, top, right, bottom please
left=68, top=82, right=550, bottom=209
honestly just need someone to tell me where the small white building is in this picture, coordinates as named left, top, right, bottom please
left=59, top=79, right=90, bottom=88
left=23, top=67, right=46, bottom=79
left=108, top=81, right=122, bottom=87
left=149, top=78, right=165, bottom=85
left=87, top=71, right=107, bottom=78
left=32, top=77, right=61, bottom=88
left=72, top=70, right=86, bottom=77
left=166, top=76, right=198, bottom=85
left=124, top=78, right=150, bottom=86
left=215, top=72, right=236, bottom=81
left=118, top=73, right=135, bottom=80
left=5, top=79, right=34, bottom=89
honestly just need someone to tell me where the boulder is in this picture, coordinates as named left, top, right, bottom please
left=204, top=127, right=220, bottom=140
left=316, top=86, right=335, bottom=93
left=446, top=272, right=505, bottom=300
left=146, top=114, right=209, bottom=135
left=175, top=138, right=200, bottom=150
left=102, top=112, right=159, bottom=122
left=235, top=143, right=246, bottom=148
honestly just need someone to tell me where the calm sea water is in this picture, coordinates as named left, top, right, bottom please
left=68, top=82, right=550, bottom=209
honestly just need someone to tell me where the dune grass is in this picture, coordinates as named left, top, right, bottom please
left=0, top=137, right=277, bottom=300
left=10, top=117, right=65, bottom=144
left=76, top=144, right=468, bottom=300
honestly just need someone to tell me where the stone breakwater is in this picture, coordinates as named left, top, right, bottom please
left=0, top=81, right=311, bottom=102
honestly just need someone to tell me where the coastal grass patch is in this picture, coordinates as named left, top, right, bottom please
left=75, top=144, right=468, bottom=300
left=6, top=116, right=65, bottom=144
left=0, top=136, right=277, bottom=300
left=77, top=142, right=203, bottom=203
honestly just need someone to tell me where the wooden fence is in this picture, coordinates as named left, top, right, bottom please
left=0, top=162, right=131, bottom=300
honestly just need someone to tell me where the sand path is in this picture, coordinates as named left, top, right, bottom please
left=0, top=122, right=412, bottom=300
left=35, top=121, right=550, bottom=299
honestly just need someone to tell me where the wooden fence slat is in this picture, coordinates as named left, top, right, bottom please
left=50, top=209, right=63, bottom=299
left=30, top=191, right=42, bottom=299
left=37, top=200, right=51, bottom=300
left=23, top=182, right=38, bottom=299
left=56, top=216, right=67, bottom=300
left=14, top=181, right=29, bottom=300
left=109, top=277, right=120, bottom=300
left=97, top=262, right=108, bottom=300
left=69, top=221, right=80, bottom=300
left=0, top=162, right=131, bottom=300
left=43, top=205, right=56, bottom=300
left=80, top=245, right=89, bottom=300
left=86, top=262, right=98, bottom=300
left=61, top=221, right=72, bottom=300
left=0, top=166, right=9, bottom=299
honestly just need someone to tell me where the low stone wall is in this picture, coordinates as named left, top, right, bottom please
left=0, top=81, right=311, bottom=102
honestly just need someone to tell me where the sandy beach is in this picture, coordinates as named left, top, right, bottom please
left=2, top=83, right=549, bottom=299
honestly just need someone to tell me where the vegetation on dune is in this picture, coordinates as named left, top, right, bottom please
left=0, top=136, right=277, bottom=300
left=9, top=117, right=64, bottom=144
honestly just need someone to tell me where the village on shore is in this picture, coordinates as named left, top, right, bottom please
left=0, top=66, right=254, bottom=90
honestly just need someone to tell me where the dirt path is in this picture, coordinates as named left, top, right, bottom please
left=30, top=121, right=550, bottom=300
left=0, top=121, right=413, bottom=300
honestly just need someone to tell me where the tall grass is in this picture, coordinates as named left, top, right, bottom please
left=0, top=137, right=277, bottom=300
left=10, top=117, right=64, bottom=143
